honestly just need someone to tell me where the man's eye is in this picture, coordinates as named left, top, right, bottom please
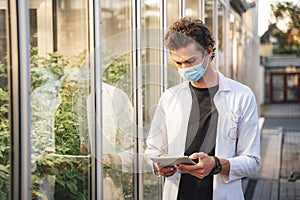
left=187, top=59, right=195, bottom=64
left=175, top=62, right=182, bottom=65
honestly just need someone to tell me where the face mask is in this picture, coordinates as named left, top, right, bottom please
left=177, top=57, right=208, bottom=82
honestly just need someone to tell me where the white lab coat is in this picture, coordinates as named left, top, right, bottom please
left=146, top=72, right=261, bottom=200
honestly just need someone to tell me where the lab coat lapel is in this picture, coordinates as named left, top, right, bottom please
left=167, top=82, right=192, bottom=156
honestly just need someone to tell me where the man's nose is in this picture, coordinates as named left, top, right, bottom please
left=181, top=62, right=191, bottom=69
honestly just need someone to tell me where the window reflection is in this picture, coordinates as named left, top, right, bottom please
left=142, top=1, right=163, bottom=199
left=101, top=0, right=135, bottom=199
left=204, top=0, right=213, bottom=34
left=0, top=1, right=9, bottom=199
left=217, top=1, right=224, bottom=73
left=186, top=0, right=200, bottom=18
left=29, top=0, right=90, bottom=199
left=167, top=0, right=181, bottom=88
left=229, top=11, right=241, bottom=79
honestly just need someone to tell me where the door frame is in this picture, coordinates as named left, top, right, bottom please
left=270, top=72, right=300, bottom=103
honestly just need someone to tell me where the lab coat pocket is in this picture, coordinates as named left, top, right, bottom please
left=223, top=113, right=239, bottom=140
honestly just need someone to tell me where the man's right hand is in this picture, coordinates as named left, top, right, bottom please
left=154, top=162, right=177, bottom=177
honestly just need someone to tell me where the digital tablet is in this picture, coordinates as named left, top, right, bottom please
left=150, top=156, right=196, bottom=168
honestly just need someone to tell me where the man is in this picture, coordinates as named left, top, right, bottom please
left=145, top=17, right=261, bottom=200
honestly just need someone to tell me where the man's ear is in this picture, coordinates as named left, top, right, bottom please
left=207, top=46, right=213, bottom=57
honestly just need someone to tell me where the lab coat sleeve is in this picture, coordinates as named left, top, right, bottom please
left=223, top=90, right=261, bottom=183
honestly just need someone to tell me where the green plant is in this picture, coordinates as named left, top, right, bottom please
left=0, top=59, right=9, bottom=199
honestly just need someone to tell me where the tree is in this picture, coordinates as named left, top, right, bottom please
left=271, top=2, right=300, bottom=55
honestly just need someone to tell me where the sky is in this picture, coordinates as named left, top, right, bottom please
left=258, top=0, right=299, bottom=36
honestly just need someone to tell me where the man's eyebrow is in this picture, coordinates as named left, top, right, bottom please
left=174, top=56, right=197, bottom=64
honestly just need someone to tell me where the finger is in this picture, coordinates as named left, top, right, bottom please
left=177, top=163, right=201, bottom=172
left=198, top=152, right=207, bottom=159
left=189, top=152, right=200, bottom=160
left=164, top=170, right=176, bottom=177
left=189, top=152, right=207, bottom=160
left=160, top=167, right=176, bottom=176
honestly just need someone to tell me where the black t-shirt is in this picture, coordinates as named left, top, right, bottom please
left=177, top=84, right=219, bottom=200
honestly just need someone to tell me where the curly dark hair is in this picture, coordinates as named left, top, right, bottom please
left=164, top=17, right=215, bottom=60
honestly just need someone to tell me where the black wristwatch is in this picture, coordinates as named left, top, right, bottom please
left=210, top=156, right=222, bottom=175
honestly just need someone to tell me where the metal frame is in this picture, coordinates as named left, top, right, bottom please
left=161, top=0, right=168, bottom=91
left=132, top=0, right=143, bottom=199
left=9, top=0, right=31, bottom=199
left=92, top=0, right=103, bottom=199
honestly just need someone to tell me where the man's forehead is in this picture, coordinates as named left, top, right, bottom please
left=170, top=43, right=204, bottom=61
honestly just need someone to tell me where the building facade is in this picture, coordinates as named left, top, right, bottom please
left=0, top=0, right=261, bottom=199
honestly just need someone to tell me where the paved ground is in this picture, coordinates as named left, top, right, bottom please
left=243, top=104, right=300, bottom=200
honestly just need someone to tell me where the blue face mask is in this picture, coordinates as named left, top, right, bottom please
left=177, top=58, right=208, bottom=82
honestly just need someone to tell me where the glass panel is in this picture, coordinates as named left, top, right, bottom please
left=204, top=0, right=213, bottom=33
left=29, top=1, right=91, bottom=199
left=272, top=75, right=284, bottom=88
left=287, top=74, right=298, bottom=88
left=287, top=74, right=298, bottom=101
left=186, top=0, right=199, bottom=18
left=229, top=11, right=240, bottom=79
left=272, top=75, right=284, bottom=102
left=0, top=1, right=9, bottom=199
left=287, top=89, right=298, bottom=101
left=167, top=0, right=179, bottom=26
left=217, top=1, right=224, bottom=73
left=273, top=90, right=284, bottom=102
left=167, top=0, right=180, bottom=88
left=101, top=0, right=135, bottom=199
left=142, top=1, right=163, bottom=199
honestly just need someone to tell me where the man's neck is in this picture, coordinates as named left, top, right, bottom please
left=191, top=66, right=219, bottom=88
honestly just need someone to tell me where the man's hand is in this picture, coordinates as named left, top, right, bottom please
left=176, top=152, right=215, bottom=179
left=154, top=162, right=177, bottom=177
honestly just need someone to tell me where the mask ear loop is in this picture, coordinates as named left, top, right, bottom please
left=191, top=50, right=209, bottom=70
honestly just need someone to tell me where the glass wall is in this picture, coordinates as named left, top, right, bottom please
left=0, top=0, right=9, bottom=199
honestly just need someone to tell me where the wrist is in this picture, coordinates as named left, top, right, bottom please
left=210, top=156, right=222, bottom=175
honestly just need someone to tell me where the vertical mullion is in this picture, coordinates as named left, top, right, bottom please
left=213, top=0, right=218, bottom=70
left=201, top=0, right=205, bottom=22
left=93, top=0, right=103, bottom=200
left=18, top=0, right=31, bottom=199
left=132, top=0, right=143, bottom=199
left=9, top=0, right=31, bottom=199
left=179, top=0, right=185, bottom=18
left=161, top=0, right=168, bottom=91
left=223, top=1, right=229, bottom=77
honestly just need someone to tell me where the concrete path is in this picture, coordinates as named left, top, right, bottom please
left=243, top=103, right=300, bottom=200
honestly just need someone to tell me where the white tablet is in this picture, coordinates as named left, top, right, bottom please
left=150, top=156, right=196, bottom=168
